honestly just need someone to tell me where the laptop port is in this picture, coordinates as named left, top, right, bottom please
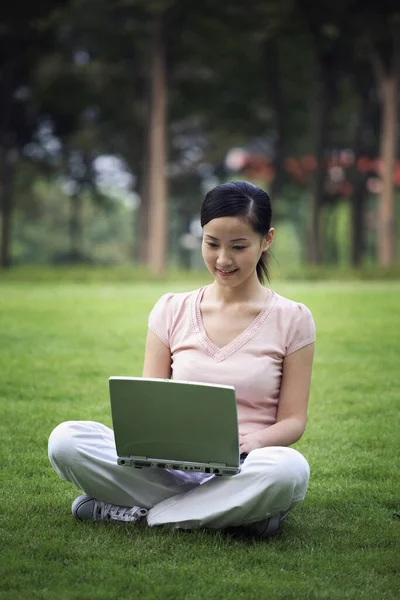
left=205, top=467, right=211, bottom=473
left=120, top=460, right=125, bottom=465
left=157, top=463, right=165, bottom=468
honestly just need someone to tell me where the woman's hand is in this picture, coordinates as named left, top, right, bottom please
left=239, top=433, right=263, bottom=455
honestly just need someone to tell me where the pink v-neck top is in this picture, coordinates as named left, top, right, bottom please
left=148, top=286, right=316, bottom=436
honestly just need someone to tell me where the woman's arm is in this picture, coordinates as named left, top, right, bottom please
left=142, top=329, right=172, bottom=379
left=240, top=343, right=315, bottom=454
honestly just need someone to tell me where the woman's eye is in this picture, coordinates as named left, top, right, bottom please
left=233, top=246, right=246, bottom=251
left=206, top=242, right=218, bottom=248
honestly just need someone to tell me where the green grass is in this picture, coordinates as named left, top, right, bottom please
left=1, top=262, right=400, bottom=284
left=0, top=279, right=399, bottom=600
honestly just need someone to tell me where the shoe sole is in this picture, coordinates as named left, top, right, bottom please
left=71, top=495, right=94, bottom=520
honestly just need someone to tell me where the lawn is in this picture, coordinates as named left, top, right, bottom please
left=0, top=279, right=399, bottom=600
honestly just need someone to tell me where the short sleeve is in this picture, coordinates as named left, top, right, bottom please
left=285, top=303, right=316, bottom=356
left=148, top=294, right=175, bottom=347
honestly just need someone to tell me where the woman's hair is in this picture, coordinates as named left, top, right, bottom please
left=200, top=180, right=272, bottom=283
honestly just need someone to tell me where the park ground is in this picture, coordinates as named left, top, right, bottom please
left=0, top=278, right=399, bottom=600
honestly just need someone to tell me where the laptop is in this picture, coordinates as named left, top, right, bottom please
left=109, top=376, right=240, bottom=476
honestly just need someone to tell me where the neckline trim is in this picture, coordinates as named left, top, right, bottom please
left=191, top=285, right=277, bottom=362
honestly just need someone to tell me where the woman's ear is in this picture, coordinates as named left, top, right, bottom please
left=262, top=228, right=275, bottom=252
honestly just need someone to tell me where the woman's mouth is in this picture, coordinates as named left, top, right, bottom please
left=216, top=268, right=238, bottom=277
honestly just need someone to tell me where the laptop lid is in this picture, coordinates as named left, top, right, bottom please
left=109, top=377, right=239, bottom=468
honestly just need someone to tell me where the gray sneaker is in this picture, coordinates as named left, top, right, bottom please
left=72, top=494, right=148, bottom=523
left=244, top=514, right=281, bottom=538
left=225, top=514, right=281, bottom=539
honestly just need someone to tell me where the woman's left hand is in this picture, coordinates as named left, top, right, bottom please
left=239, top=432, right=263, bottom=455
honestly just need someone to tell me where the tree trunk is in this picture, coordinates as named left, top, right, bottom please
left=69, top=193, right=83, bottom=263
left=350, top=90, right=370, bottom=268
left=309, top=74, right=330, bottom=265
left=146, top=15, right=168, bottom=275
left=323, top=204, right=340, bottom=265
left=264, top=38, right=285, bottom=198
left=136, top=157, right=150, bottom=264
left=133, top=72, right=151, bottom=264
left=297, top=4, right=337, bottom=266
left=377, top=75, right=397, bottom=265
left=0, top=149, right=13, bottom=269
left=350, top=175, right=368, bottom=268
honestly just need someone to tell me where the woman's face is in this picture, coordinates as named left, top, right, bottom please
left=202, top=216, right=273, bottom=287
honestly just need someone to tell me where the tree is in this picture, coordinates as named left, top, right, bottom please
left=0, top=149, right=16, bottom=268
left=0, top=5, right=44, bottom=267
left=44, top=0, right=172, bottom=272
left=349, top=67, right=380, bottom=267
left=370, top=15, right=400, bottom=265
left=296, top=1, right=351, bottom=265
left=0, top=1, right=72, bottom=268
left=145, top=12, right=168, bottom=274
left=348, top=1, right=400, bottom=265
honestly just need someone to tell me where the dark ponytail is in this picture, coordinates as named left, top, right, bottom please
left=256, top=252, right=270, bottom=284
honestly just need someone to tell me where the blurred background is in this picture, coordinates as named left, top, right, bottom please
left=0, top=0, right=399, bottom=279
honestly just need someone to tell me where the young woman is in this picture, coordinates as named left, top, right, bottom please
left=48, top=180, right=315, bottom=538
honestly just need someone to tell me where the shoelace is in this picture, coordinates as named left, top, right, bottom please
left=99, top=502, right=148, bottom=522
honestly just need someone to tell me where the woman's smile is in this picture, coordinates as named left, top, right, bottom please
left=215, top=267, right=239, bottom=277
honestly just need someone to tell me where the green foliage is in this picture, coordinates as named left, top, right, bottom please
left=0, top=281, right=399, bottom=599
left=1, top=0, right=399, bottom=271
left=11, top=176, right=135, bottom=266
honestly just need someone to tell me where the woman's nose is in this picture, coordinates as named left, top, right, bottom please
left=217, top=250, right=233, bottom=266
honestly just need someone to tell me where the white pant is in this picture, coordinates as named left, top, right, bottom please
left=48, top=420, right=310, bottom=530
